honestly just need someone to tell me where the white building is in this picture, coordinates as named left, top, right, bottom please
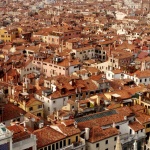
left=0, top=123, right=13, bottom=150
left=7, top=124, right=37, bottom=150
left=106, top=69, right=123, bottom=80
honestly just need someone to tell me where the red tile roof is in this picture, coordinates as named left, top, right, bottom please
left=129, top=121, right=144, bottom=132
left=33, top=126, right=66, bottom=148
left=88, top=126, right=118, bottom=143
left=7, top=125, right=31, bottom=143
left=2, top=103, right=26, bottom=122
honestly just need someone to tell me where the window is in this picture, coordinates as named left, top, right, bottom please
left=37, top=113, right=41, bottom=116
left=38, top=105, right=42, bottom=109
left=68, top=139, right=71, bottom=145
left=130, top=129, right=132, bottom=134
left=44, top=147, right=47, bottom=150
left=96, top=143, right=99, bottom=148
left=52, top=144, right=55, bottom=150
left=146, top=124, right=150, bottom=128
left=105, top=140, right=108, bottom=144
left=29, top=107, right=33, bottom=111
left=105, top=149, right=108, bottom=150
left=48, top=107, right=50, bottom=111
left=114, top=137, right=117, bottom=141
left=76, top=136, right=78, bottom=142
left=60, top=141, right=62, bottom=148
left=17, top=118, right=20, bottom=122
left=56, top=143, right=59, bottom=150
left=63, top=140, right=66, bottom=146
left=141, top=129, right=143, bottom=132
left=48, top=145, right=51, bottom=150
left=116, top=126, right=120, bottom=129
left=53, top=101, right=55, bottom=104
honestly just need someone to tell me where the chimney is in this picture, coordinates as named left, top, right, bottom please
left=39, top=123, right=44, bottom=129
left=57, top=110, right=60, bottom=120
left=85, top=128, right=90, bottom=140
left=96, top=95, right=100, bottom=106
left=141, top=61, right=146, bottom=71
left=35, top=78, right=40, bottom=87
left=23, top=82, right=27, bottom=93
left=74, top=121, right=78, bottom=128
left=23, top=121, right=26, bottom=127
left=124, top=116, right=127, bottom=120
left=75, top=100, right=79, bottom=112
left=112, top=122, right=116, bottom=128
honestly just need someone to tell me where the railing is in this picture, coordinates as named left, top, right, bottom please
left=60, top=138, right=85, bottom=150
left=120, top=133, right=146, bottom=144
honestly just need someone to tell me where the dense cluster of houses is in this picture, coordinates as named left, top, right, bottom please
left=0, top=0, right=150, bottom=150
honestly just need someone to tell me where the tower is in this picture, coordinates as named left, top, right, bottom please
left=115, top=136, right=122, bottom=150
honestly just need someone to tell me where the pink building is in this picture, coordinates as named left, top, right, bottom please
left=33, top=56, right=81, bottom=77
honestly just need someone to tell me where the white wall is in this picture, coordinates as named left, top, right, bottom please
left=86, top=135, right=117, bottom=150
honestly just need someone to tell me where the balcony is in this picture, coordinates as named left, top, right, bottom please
left=60, top=138, right=85, bottom=150
left=120, top=133, right=146, bottom=144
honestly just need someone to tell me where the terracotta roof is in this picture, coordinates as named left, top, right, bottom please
left=26, top=97, right=43, bottom=107
left=88, top=126, right=118, bottom=143
left=2, top=103, right=26, bottom=122
left=138, top=51, right=148, bottom=59
left=7, top=125, right=31, bottom=143
left=136, top=113, right=150, bottom=124
left=33, top=126, right=66, bottom=148
left=129, top=121, right=144, bottom=132
left=54, top=123, right=81, bottom=136
left=76, top=110, right=125, bottom=130
left=115, top=106, right=134, bottom=117
left=133, top=70, right=150, bottom=78
left=25, top=112, right=42, bottom=122
left=61, top=119, right=75, bottom=127
left=130, top=105, right=145, bottom=112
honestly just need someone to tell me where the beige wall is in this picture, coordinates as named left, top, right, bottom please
left=86, top=135, right=117, bottom=150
